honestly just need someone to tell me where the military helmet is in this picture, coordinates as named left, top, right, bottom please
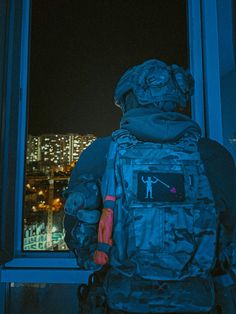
left=114, top=59, right=194, bottom=113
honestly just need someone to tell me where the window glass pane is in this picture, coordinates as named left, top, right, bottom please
left=217, top=0, right=236, bottom=163
left=221, top=71, right=236, bottom=163
left=24, top=0, right=188, bottom=251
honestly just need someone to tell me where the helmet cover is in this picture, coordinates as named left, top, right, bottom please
left=114, top=59, right=194, bottom=112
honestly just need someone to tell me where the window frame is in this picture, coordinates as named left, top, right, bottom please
left=0, top=0, right=97, bottom=285
left=0, top=0, right=229, bottom=285
left=188, top=0, right=223, bottom=143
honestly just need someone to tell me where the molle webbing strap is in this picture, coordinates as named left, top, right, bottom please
left=94, top=139, right=118, bottom=265
left=94, top=130, right=137, bottom=266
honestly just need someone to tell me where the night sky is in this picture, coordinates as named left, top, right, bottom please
left=28, top=0, right=187, bottom=137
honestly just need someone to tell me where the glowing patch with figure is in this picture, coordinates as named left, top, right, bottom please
left=137, top=172, right=185, bottom=202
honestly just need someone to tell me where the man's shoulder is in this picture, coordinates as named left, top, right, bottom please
left=81, top=135, right=112, bottom=157
left=92, top=135, right=112, bottom=146
left=67, top=135, right=112, bottom=189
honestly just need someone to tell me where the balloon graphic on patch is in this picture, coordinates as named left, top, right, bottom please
left=170, top=187, right=177, bottom=194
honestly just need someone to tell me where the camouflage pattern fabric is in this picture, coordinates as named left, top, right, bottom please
left=101, top=129, right=218, bottom=313
left=104, top=268, right=215, bottom=313
left=114, top=59, right=194, bottom=112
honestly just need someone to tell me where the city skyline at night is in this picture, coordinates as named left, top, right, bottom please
left=24, top=133, right=96, bottom=251
left=26, top=133, right=96, bottom=166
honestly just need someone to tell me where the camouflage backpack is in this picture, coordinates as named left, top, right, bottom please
left=96, top=128, right=219, bottom=313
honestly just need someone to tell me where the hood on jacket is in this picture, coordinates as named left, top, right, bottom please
left=120, top=107, right=201, bottom=143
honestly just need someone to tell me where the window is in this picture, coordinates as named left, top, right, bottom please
left=24, top=0, right=189, bottom=252
left=217, top=0, right=236, bottom=163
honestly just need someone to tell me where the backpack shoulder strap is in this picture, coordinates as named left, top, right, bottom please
left=101, top=128, right=138, bottom=202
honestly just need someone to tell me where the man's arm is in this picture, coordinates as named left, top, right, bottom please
left=199, top=139, right=235, bottom=227
left=199, top=138, right=236, bottom=267
left=63, top=136, right=111, bottom=268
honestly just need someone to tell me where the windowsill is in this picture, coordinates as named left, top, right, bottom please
left=0, top=255, right=94, bottom=284
left=0, top=268, right=92, bottom=284
left=4, top=256, right=78, bottom=268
